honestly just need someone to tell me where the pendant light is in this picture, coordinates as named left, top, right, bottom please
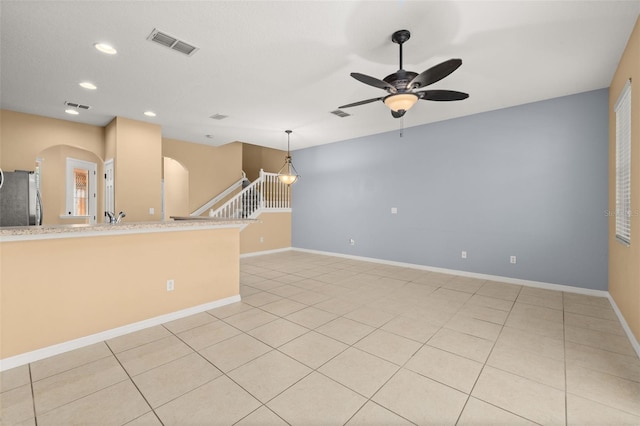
left=278, top=130, right=299, bottom=185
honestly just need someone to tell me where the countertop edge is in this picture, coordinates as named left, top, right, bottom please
left=0, top=219, right=256, bottom=242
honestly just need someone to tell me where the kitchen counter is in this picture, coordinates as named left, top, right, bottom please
left=0, top=217, right=255, bottom=241
left=1, top=218, right=246, bottom=365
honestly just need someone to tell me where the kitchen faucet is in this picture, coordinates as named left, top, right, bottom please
left=105, top=211, right=126, bottom=224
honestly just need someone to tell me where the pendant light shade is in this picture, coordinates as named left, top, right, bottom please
left=278, top=130, right=299, bottom=185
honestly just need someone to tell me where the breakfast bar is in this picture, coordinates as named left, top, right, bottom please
left=0, top=219, right=252, bottom=366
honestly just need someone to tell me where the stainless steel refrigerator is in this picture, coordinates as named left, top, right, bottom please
left=0, top=170, right=42, bottom=226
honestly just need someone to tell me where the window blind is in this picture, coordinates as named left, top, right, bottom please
left=615, top=79, right=632, bottom=245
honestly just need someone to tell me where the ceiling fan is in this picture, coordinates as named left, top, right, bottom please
left=339, top=29, right=469, bottom=118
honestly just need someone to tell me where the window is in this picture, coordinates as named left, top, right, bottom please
left=73, top=168, right=89, bottom=215
left=615, top=79, right=632, bottom=245
left=66, top=158, right=97, bottom=223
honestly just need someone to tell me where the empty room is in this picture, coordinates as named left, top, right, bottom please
left=1, top=1, right=639, bottom=425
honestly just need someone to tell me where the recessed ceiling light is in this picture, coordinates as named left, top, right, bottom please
left=94, top=43, right=117, bottom=55
left=144, top=111, right=157, bottom=117
left=79, top=82, right=97, bottom=90
left=65, top=109, right=79, bottom=115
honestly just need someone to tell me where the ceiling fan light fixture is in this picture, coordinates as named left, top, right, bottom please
left=278, top=130, right=299, bottom=185
left=384, top=93, right=419, bottom=112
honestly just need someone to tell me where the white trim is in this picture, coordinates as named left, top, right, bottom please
left=608, top=295, right=640, bottom=358
left=293, top=247, right=607, bottom=296
left=261, top=208, right=292, bottom=214
left=292, top=247, right=640, bottom=358
left=0, top=295, right=240, bottom=371
left=191, top=173, right=247, bottom=217
left=66, top=157, right=98, bottom=224
left=240, top=247, right=292, bottom=259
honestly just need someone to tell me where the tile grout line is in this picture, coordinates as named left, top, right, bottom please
left=452, top=287, right=518, bottom=425
left=161, top=312, right=308, bottom=425
left=28, top=363, right=38, bottom=426
left=21, top=252, right=636, bottom=424
left=104, top=340, right=165, bottom=426
left=249, top=253, right=640, bottom=423
left=25, top=356, right=132, bottom=421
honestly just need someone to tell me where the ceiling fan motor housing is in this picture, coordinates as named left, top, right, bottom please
left=384, top=70, right=419, bottom=92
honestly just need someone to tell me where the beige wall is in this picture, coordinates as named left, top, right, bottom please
left=163, top=139, right=243, bottom=214
left=1, top=110, right=107, bottom=225
left=110, top=117, right=163, bottom=222
left=0, top=110, right=104, bottom=172
left=240, top=144, right=292, bottom=255
left=1, top=109, right=291, bottom=249
left=242, top=143, right=287, bottom=181
left=0, top=228, right=240, bottom=359
left=163, top=157, right=190, bottom=220
left=240, top=212, right=291, bottom=254
left=38, top=145, right=103, bottom=225
left=609, top=16, right=640, bottom=342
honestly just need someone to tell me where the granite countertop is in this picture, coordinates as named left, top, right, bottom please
left=0, top=217, right=256, bottom=241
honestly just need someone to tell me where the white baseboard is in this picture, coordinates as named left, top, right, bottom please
left=0, top=295, right=241, bottom=372
left=240, top=247, right=292, bottom=258
left=292, top=247, right=640, bottom=358
left=293, top=247, right=608, bottom=296
left=607, top=295, right=640, bottom=358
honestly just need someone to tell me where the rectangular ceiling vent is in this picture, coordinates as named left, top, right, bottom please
left=330, top=109, right=351, bottom=118
left=64, top=101, right=91, bottom=110
left=209, top=113, right=228, bottom=120
left=147, top=28, right=199, bottom=57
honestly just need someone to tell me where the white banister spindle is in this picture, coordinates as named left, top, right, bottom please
left=207, top=170, right=289, bottom=220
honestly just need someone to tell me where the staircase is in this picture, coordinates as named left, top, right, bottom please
left=198, top=169, right=291, bottom=220
left=190, top=172, right=247, bottom=217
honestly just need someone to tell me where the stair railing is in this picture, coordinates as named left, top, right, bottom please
left=209, top=169, right=291, bottom=219
left=190, top=172, right=247, bottom=217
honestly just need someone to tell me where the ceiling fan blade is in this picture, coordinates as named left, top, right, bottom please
left=408, top=59, right=462, bottom=90
left=351, top=73, right=397, bottom=93
left=339, top=97, right=383, bottom=109
left=419, top=90, right=469, bottom=101
left=391, top=110, right=406, bottom=118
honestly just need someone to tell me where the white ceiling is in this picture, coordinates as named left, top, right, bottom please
left=2, top=1, right=639, bottom=151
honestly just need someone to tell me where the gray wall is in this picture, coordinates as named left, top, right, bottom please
left=292, top=89, right=609, bottom=290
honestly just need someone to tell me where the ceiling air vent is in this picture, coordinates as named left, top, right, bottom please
left=64, top=101, right=91, bottom=110
left=209, top=113, right=228, bottom=120
left=147, top=28, right=199, bottom=57
left=330, top=109, right=351, bottom=118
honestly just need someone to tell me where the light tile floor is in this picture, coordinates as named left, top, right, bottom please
left=2, top=251, right=640, bottom=425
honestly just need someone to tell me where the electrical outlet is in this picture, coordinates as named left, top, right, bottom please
left=166, top=279, right=175, bottom=291
left=391, top=207, right=398, bottom=214
left=461, top=251, right=467, bottom=259
left=349, top=238, right=355, bottom=246
left=510, top=256, right=517, bottom=264
left=259, top=236, right=264, bottom=243
left=149, top=207, right=155, bottom=215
